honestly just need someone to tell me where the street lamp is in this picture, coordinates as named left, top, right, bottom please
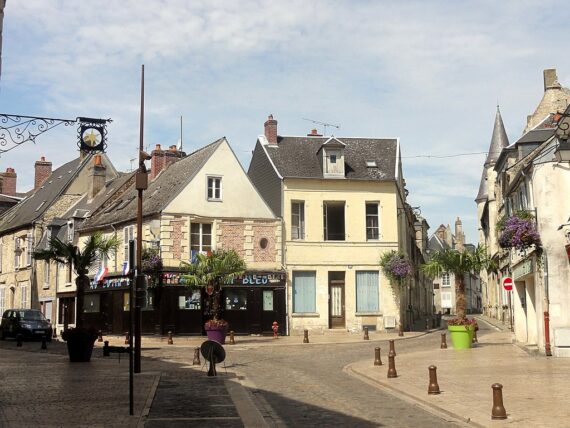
left=554, top=105, right=570, bottom=162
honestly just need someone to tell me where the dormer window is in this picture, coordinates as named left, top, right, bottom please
left=320, top=137, right=346, bottom=178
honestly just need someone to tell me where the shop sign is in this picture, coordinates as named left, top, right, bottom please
left=90, top=278, right=131, bottom=291
left=512, top=259, right=533, bottom=280
left=237, top=273, right=285, bottom=286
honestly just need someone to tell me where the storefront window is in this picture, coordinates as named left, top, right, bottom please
left=123, top=292, right=130, bottom=311
left=263, top=290, right=274, bottom=311
left=58, top=297, right=75, bottom=324
left=225, top=289, right=247, bottom=311
left=84, top=294, right=100, bottom=313
left=178, top=289, right=202, bottom=310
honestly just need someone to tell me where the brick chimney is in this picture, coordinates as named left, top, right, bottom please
left=544, top=68, right=561, bottom=91
left=0, top=167, right=17, bottom=196
left=89, top=154, right=106, bottom=199
left=454, top=217, right=465, bottom=252
left=34, top=156, right=52, bottom=190
left=307, top=128, right=322, bottom=137
left=150, top=144, right=165, bottom=180
left=264, top=114, right=278, bottom=145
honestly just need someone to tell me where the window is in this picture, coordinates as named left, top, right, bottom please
left=207, top=176, right=222, bottom=201
left=58, top=297, right=75, bottom=324
left=123, top=226, right=135, bottom=265
left=84, top=294, right=100, bottom=313
left=190, top=223, right=212, bottom=254
left=43, top=261, right=51, bottom=289
left=330, top=154, right=337, bottom=163
left=442, top=273, right=450, bottom=287
left=225, top=289, right=247, bottom=310
left=356, top=271, right=379, bottom=313
left=263, top=290, right=274, bottom=311
left=293, top=271, right=316, bottom=313
left=0, top=287, right=5, bottom=315
left=179, top=289, right=201, bottom=310
left=67, top=221, right=74, bottom=242
left=366, top=202, right=380, bottom=240
left=26, top=233, right=33, bottom=266
left=20, top=283, right=29, bottom=308
left=323, top=202, right=345, bottom=241
left=441, top=292, right=452, bottom=308
left=291, top=201, right=305, bottom=240
left=14, top=236, right=21, bottom=269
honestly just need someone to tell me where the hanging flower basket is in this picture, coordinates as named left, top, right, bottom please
left=497, top=211, right=542, bottom=256
left=379, top=250, right=413, bottom=285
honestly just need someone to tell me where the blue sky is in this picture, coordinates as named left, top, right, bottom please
left=1, top=1, right=570, bottom=244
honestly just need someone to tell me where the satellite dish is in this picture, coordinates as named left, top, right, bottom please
left=200, top=340, right=226, bottom=376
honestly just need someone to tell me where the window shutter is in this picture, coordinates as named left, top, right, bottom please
left=356, top=271, right=379, bottom=312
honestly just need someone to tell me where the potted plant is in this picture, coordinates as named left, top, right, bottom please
left=34, top=231, right=119, bottom=362
left=181, top=250, right=246, bottom=344
left=421, top=245, right=493, bottom=349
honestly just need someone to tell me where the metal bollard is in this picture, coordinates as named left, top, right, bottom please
left=491, top=383, right=507, bottom=420
left=52, top=327, right=57, bottom=340
left=387, top=354, right=397, bottom=378
left=428, top=365, right=440, bottom=394
left=16, top=334, right=22, bottom=347
left=426, top=318, right=430, bottom=331
left=389, top=339, right=396, bottom=357
left=472, top=329, right=478, bottom=343
left=168, top=331, right=173, bottom=345
left=374, top=347, right=383, bottom=366
left=229, top=331, right=235, bottom=345
left=103, top=340, right=110, bottom=357
left=303, top=329, right=309, bottom=344
left=440, top=333, right=447, bottom=349
left=192, top=347, right=201, bottom=365
left=98, top=330, right=103, bottom=343
left=41, top=335, right=47, bottom=350
left=124, top=332, right=129, bottom=345
left=363, top=326, right=369, bottom=340
left=398, top=323, right=404, bottom=337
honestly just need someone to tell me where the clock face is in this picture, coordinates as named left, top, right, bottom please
left=81, top=127, right=102, bottom=147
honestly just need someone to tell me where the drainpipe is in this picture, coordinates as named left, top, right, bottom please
left=543, top=253, right=552, bottom=356
left=110, top=224, right=118, bottom=273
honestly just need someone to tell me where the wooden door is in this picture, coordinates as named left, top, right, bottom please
left=329, top=272, right=345, bottom=329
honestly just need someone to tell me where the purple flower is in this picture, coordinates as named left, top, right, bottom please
left=499, top=216, right=541, bottom=252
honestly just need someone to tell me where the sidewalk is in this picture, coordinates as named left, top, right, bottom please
left=347, top=323, right=570, bottom=427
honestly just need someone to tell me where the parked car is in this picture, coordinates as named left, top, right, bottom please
left=0, top=309, right=53, bottom=341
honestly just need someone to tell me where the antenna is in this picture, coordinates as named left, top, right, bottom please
left=129, top=158, right=136, bottom=172
left=179, top=115, right=183, bottom=151
left=302, top=117, right=340, bottom=136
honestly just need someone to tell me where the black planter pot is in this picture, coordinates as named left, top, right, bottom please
left=63, top=328, right=97, bottom=362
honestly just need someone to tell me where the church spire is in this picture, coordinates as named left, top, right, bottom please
left=485, top=105, right=509, bottom=166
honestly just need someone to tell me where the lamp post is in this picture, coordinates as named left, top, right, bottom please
left=554, top=106, right=570, bottom=162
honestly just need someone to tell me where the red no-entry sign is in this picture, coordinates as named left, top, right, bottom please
left=502, top=277, right=513, bottom=291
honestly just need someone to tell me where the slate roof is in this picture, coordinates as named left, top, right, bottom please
left=514, top=128, right=555, bottom=144
left=264, top=136, right=398, bottom=180
left=80, top=138, right=223, bottom=230
left=475, top=169, right=488, bottom=202
left=0, top=156, right=88, bottom=234
left=485, top=106, right=510, bottom=166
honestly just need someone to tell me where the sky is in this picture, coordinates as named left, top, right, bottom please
left=1, top=1, right=570, bottom=245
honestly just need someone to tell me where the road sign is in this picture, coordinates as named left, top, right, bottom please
left=502, top=277, right=513, bottom=291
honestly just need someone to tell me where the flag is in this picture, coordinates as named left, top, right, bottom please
left=122, top=261, right=130, bottom=276
left=95, top=266, right=108, bottom=282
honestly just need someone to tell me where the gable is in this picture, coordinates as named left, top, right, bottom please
left=166, top=139, right=276, bottom=219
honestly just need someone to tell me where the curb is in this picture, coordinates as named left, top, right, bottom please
left=137, top=372, right=161, bottom=427
left=344, top=364, right=483, bottom=428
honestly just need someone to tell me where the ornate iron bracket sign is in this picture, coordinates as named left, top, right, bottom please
left=0, top=114, right=112, bottom=154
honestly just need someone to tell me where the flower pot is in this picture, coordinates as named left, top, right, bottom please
left=448, top=325, right=475, bottom=350
left=64, top=329, right=97, bottom=362
left=205, top=325, right=228, bottom=344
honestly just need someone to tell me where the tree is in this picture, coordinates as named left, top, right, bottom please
left=34, top=231, right=120, bottom=329
left=421, top=245, right=492, bottom=319
left=181, top=250, right=246, bottom=324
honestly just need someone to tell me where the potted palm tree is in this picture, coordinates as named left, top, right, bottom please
left=181, top=250, right=246, bottom=344
left=422, top=245, right=493, bottom=349
left=34, top=231, right=119, bottom=362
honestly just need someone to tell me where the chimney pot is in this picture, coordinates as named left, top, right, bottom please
left=34, top=157, right=52, bottom=190
left=307, top=128, right=322, bottom=137
left=93, top=154, right=102, bottom=166
left=155, top=144, right=161, bottom=151
left=544, top=68, right=561, bottom=91
left=169, top=145, right=177, bottom=151
left=0, top=167, right=17, bottom=196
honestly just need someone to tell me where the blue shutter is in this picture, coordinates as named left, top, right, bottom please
left=293, top=271, right=316, bottom=313
left=356, top=271, right=379, bottom=312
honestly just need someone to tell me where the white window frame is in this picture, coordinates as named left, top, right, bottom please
left=26, top=232, right=33, bottom=266
left=356, top=271, right=380, bottom=313
left=365, top=202, right=380, bottom=240
left=207, top=176, right=222, bottom=201
left=442, top=273, right=450, bottom=287
left=20, top=283, right=29, bottom=308
left=14, top=236, right=21, bottom=269
left=67, top=221, right=74, bottom=243
left=43, top=261, right=51, bottom=289
left=291, top=201, right=305, bottom=240
left=190, top=223, right=213, bottom=254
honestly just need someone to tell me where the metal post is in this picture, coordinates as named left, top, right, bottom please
left=374, top=347, right=383, bottom=366
left=41, top=335, right=47, bottom=350
left=389, top=339, right=396, bottom=357
left=128, top=239, right=135, bottom=416
left=363, top=326, right=369, bottom=340
left=192, top=347, right=201, bottom=365
left=440, top=333, right=447, bottom=349
left=491, top=383, right=507, bottom=420
left=98, top=330, right=103, bottom=342
left=428, top=365, right=440, bottom=394
left=509, top=290, right=513, bottom=332
left=167, top=331, right=173, bottom=345
left=229, top=331, right=235, bottom=345
left=387, top=354, right=397, bottom=378
left=303, top=329, right=309, bottom=343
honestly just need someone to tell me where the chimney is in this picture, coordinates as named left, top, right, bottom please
left=34, top=156, right=52, bottom=190
left=435, top=224, right=446, bottom=242
left=455, top=217, right=465, bottom=252
left=544, top=68, right=561, bottom=91
left=151, top=144, right=165, bottom=180
left=164, top=145, right=183, bottom=170
left=89, top=154, right=106, bottom=199
left=307, top=128, right=322, bottom=137
left=0, top=167, right=17, bottom=196
left=264, top=114, right=278, bottom=145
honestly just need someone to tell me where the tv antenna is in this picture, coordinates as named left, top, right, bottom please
left=129, top=158, right=136, bottom=172
left=302, top=118, right=340, bottom=136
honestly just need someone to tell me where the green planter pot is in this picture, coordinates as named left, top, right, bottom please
left=448, top=325, right=475, bottom=349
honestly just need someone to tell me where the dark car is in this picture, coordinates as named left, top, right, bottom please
left=0, top=309, right=53, bottom=341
